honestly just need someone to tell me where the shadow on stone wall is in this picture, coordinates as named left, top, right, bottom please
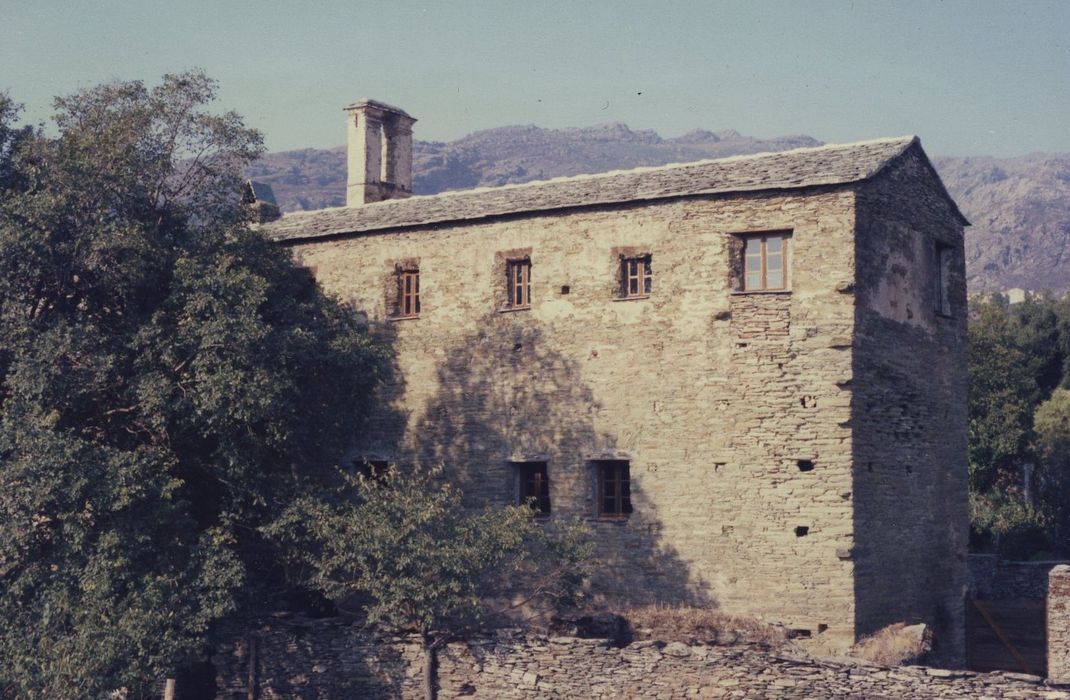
left=212, top=314, right=716, bottom=698
left=400, top=315, right=712, bottom=609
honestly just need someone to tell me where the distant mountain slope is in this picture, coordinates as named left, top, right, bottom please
left=247, top=124, right=1070, bottom=292
left=933, top=153, right=1070, bottom=292
left=246, top=123, right=821, bottom=211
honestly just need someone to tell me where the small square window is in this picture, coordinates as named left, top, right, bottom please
left=620, top=255, right=652, bottom=299
left=516, top=462, right=551, bottom=516
left=507, top=259, right=532, bottom=309
left=396, top=268, right=420, bottom=318
left=596, top=460, right=632, bottom=517
left=741, top=232, right=791, bottom=291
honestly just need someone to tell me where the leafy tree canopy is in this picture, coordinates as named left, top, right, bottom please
left=0, top=72, right=386, bottom=698
left=968, top=293, right=1070, bottom=558
left=266, top=467, right=591, bottom=700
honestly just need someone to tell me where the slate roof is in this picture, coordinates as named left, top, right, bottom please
left=263, top=135, right=964, bottom=242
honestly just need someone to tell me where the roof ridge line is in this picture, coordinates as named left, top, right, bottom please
left=274, top=135, right=918, bottom=221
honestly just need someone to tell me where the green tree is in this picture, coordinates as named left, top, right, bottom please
left=1033, top=388, right=1070, bottom=552
left=267, top=467, right=591, bottom=700
left=0, top=73, right=386, bottom=698
left=968, top=299, right=1039, bottom=494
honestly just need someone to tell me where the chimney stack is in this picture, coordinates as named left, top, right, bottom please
left=344, top=99, right=416, bottom=207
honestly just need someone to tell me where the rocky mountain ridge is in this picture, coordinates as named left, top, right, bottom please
left=247, top=123, right=1070, bottom=292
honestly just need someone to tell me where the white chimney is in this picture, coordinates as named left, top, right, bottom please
left=344, top=99, right=416, bottom=207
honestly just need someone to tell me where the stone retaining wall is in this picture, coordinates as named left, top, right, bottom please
left=968, top=554, right=1070, bottom=599
left=211, top=617, right=1069, bottom=699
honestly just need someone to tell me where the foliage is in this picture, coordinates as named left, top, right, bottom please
left=1033, top=388, right=1070, bottom=547
left=967, top=300, right=1039, bottom=494
left=967, top=294, right=1070, bottom=558
left=0, top=72, right=386, bottom=698
left=266, top=467, right=591, bottom=642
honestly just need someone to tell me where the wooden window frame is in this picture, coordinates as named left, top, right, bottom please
left=396, top=267, right=420, bottom=318
left=506, top=258, right=532, bottom=309
left=619, top=255, right=652, bottom=299
left=934, top=242, right=953, bottom=317
left=595, top=460, right=633, bottom=518
left=741, top=232, right=791, bottom=292
left=515, top=462, right=551, bottom=517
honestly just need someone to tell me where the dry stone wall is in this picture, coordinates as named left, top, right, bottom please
left=289, top=189, right=860, bottom=649
left=211, top=617, right=1069, bottom=699
left=852, top=147, right=970, bottom=665
left=287, top=163, right=967, bottom=655
left=1049, top=566, right=1070, bottom=684
left=969, top=555, right=1069, bottom=600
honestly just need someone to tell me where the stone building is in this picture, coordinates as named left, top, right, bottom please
left=257, top=99, right=970, bottom=660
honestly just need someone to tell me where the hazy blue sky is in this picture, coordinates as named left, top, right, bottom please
left=2, top=1, right=1068, bottom=157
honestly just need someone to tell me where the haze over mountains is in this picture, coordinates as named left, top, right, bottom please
left=247, top=124, right=1070, bottom=293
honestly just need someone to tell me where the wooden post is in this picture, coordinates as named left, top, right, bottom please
left=163, top=678, right=176, bottom=700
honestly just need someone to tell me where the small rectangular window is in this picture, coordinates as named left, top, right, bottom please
left=397, top=268, right=420, bottom=318
left=935, top=242, right=953, bottom=317
left=620, top=255, right=652, bottom=299
left=507, top=259, right=532, bottom=309
left=596, top=460, right=632, bottom=517
left=516, top=462, right=551, bottom=516
left=741, top=232, right=791, bottom=291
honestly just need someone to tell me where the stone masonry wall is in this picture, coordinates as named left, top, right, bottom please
left=1049, top=565, right=1070, bottom=684
left=968, top=554, right=1070, bottom=600
left=211, top=617, right=1070, bottom=699
left=288, top=189, right=860, bottom=650
left=852, top=146, right=970, bottom=665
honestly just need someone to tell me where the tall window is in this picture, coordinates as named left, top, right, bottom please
left=935, top=242, right=953, bottom=317
left=516, top=462, right=551, bottom=516
left=620, top=255, right=652, bottom=298
left=743, top=233, right=790, bottom=291
left=507, top=259, right=532, bottom=309
left=596, top=460, right=632, bottom=517
left=397, top=268, right=420, bottom=318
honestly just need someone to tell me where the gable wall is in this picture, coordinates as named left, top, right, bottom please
left=288, top=188, right=860, bottom=650
left=853, top=146, right=970, bottom=664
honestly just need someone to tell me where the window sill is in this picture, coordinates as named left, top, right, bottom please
left=387, top=314, right=421, bottom=322
left=730, top=289, right=792, bottom=296
left=586, top=515, right=632, bottom=523
left=612, top=295, right=650, bottom=302
left=498, top=305, right=531, bottom=314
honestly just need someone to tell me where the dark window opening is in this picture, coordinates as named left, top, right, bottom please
left=507, top=259, right=532, bottom=309
left=517, top=462, right=551, bottom=516
left=741, top=232, right=791, bottom=291
left=788, top=628, right=812, bottom=639
left=560, top=285, right=570, bottom=295
left=619, top=256, right=652, bottom=298
left=935, top=242, right=953, bottom=317
left=397, top=268, right=420, bottom=318
left=795, top=526, right=809, bottom=537
left=797, top=459, right=815, bottom=472
left=353, top=459, right=388, bottom=481
left=596, top=460, right=633, bottom=517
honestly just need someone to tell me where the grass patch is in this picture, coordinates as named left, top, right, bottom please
left=848, top=622, right=931, bottom=666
